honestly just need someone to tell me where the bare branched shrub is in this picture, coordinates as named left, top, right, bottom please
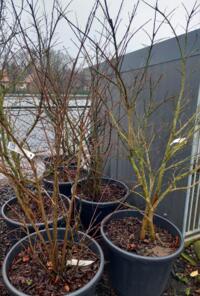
left=0, top=0, right=96, bottom=277
left=62, top=0, right=200, bottom=240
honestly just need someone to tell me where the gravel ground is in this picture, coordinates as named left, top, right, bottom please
left=0, top=185, right=199, bottom=296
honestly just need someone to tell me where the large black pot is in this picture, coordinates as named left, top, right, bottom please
left=2, top=228, right=104, bottom=296
left=100, top=210, right=184, bottom=296
left=1, top=193, right=70, bottom=243
left=74, top=178, right=129, bottom=232
left=43, top=174, right=73, bottom=197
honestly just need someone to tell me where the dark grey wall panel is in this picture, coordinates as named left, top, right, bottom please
left=120, top=29, right=200, bottom=72
left=106, top=29, right=200, bottom=230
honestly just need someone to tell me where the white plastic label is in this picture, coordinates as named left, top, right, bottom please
left=66, top=259, right=94, bottom=267
left=7, top=142, right=35, bottom=160
left=170, top=138, right=186, bottom=146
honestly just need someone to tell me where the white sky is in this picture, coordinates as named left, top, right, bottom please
left=10, top=0, right=200, bottom=57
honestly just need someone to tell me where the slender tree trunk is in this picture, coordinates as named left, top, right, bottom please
left=140, top=205, right=155, bottom=241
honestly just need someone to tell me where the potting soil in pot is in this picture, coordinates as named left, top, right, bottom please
left=77, top=180, right=126, bottom=202
left=45, top=167, right=87, bottom=183
left=104, top=217, right=180, bottom=257
left=8, top=242, right=100, bottom=295
left=6, top=193, right=67, bottom=224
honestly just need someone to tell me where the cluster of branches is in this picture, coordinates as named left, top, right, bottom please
left=0, top=0, right=95, bottom=275
left=60, top=0, right=200, bottom=240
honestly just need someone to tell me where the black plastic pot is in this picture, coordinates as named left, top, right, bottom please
left=1, top=193, right=70, bottom=243
left=101, top=210, right=184, bottom=296
left=74, top=178, right=129, bottom=231
left=43, top=175, right=73, bottom=197
left=2, top=228, right=104, bottom=296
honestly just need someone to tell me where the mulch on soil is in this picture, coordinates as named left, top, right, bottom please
left=0, top=185, right=200, bottom=295
left=44, top=167, right=87, bottom=183
left=5, top=192, right=68, bottom=224
left=77, top=180, right=127, bottom=202
left=9, top=242, right=99, bottom=295
left=104, top=217, right=179, bottom=257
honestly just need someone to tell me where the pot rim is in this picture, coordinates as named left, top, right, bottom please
left=2, top=228, right=104, bottom=296
left=100, top=209, right=184, bottom=261
left=43, top=167, right=88, bottom=186
left=73, top=177, right=130, bottom=206
left=43, top=176, right=72, bottom=186
left=1, top=192, right=70, bottom=228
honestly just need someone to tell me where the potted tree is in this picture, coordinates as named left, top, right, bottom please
left=2, top=1, right=104, bottom=295
left=98, top=2, right=200, bottom=296
left=72, top=62, right=129, bottom=232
